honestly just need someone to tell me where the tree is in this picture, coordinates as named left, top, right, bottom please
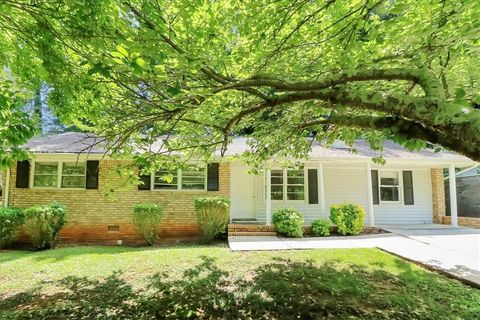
left=0, top=0, right=479, bottom=169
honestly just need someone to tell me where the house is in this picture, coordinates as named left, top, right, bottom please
left=1, top=132, right=475, bottom=244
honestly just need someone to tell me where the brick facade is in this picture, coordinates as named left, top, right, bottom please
left=442, top=216, right=480, bottom=228
left=431, top=168, right=446, bottom=223
left=2, top=160, right=230, bottom=245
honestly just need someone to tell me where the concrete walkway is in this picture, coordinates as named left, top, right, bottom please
left=228, top=225, right=480, bottom=288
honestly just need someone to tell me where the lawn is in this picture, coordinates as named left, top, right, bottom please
left=0, top=245, right=479, bottom=320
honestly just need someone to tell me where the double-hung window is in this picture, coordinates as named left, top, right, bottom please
left=33, top=162, right=86, bottom=189
left=379, top=171, right=400, bottom=202
left=269, top=169, right=305, bottom=201
left=153, top=167, right=206, bottom=190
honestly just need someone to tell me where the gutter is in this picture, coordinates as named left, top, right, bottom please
left=4, top=167, right=10, bottom=208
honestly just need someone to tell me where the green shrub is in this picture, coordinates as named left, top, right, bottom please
left=272, top=208, right=304, bottom=237
left=0, top=207, right=25, bottom=248
left=330, top=204, right=365, bottom=235
left=24, top=202, right=67, bottom=250
left=133, top=204, right=163, bottom=245
left=194, top=197, right=230, bottom=243
left=311, top=218, right=331, bottom=237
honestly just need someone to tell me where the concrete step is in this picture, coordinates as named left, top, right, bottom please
left=229, top=231, right=278, bottom=236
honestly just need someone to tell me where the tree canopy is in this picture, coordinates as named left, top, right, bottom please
left=0, top=0, right=479, bottom=168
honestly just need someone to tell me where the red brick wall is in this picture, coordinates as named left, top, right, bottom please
left=3, top=160, right=230, bottom=245
left=431, top=168, right=446, bottom=223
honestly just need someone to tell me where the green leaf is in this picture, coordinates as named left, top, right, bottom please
left=116, top=45, right=129, bottom=57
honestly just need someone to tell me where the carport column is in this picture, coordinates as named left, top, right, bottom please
left=448, top=163, right=458, bottom=227
left=365, top=162, right=375, bottom=227
left=266, top=169, right=272, bottom=225
left=317, top=162, right=326, bottom=215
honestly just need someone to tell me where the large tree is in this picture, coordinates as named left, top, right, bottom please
left=0, top=0, right=479, bottom=168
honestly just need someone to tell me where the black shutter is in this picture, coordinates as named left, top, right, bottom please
left=307, top=169, right=318, bottom=204
left=138, top=168, right=151, bottom=190
left=371, top=170, right=379, bottom=205
left=207, top=163, right=219, bottom=191
left=16, top=160, right=30, bottom=188
left=403, top=170, right=414, bottom=205
left=86, top=160, right=99, bottom=189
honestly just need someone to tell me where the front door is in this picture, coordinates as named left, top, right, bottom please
left=230, top=164, right=256, bottom=220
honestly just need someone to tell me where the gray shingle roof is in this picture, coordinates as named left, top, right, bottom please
left=21, top=132, right=473, bottom=163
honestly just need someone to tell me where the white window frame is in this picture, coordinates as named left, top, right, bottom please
left=151, top=166, right=207, bottom=191
left=378, top=169, right=402, bottom=204
left=267, top=168, right=307, bottom=203
left=30, top=161, right=87, bottom=190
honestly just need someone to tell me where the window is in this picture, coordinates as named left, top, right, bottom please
left=269, top=169, right=305, bottom=201
left=61, top=163, right=86, bottom=188
left=33, top=162, right=86, bottom=188
left=34, top=162, right=58, bottom=187
left=270, top=170, right=283, bottom=200
left=153, top=167, right=206, bottom=190
left=379, top=171, right=400, bottom=202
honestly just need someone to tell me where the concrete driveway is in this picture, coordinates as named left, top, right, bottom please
left=229, top=224, right=480, bottom=287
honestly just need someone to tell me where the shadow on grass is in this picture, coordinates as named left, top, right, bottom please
left=1, top=256, right=479, bottom=320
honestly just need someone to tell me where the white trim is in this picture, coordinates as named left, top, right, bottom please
left=365, top=162, right=375, bottom=227
left=151, top=166, right=207, bottom=192
left=266, top=169, right=272, bottom=225
left=30, top=160, right=87, bottom=190
left=267, top=168, right=307, bottom=203
left=4, top=168, right=10, bottom=208
left=449, top=163, right=458, bottom=227
left=377, top=169, right=403, bottom=204
left=317, top=162, right=326, bottom=215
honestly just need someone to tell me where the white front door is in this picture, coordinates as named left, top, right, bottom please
left=230, top=164, right=256, bottom=220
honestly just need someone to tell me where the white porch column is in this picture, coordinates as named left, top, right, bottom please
left=317, top=162, right=326, bottom=215
left=4, top=168, right=10, bottom=208
left=448, top=163, right=458, bottom=227
left=365, top=162, right=375, bottom=227
left=266, top=169, right=272, bottom=225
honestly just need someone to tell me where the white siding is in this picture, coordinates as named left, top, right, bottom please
left=373, top=169, right=433, bottom=224
left=323, top=166, right=370, bottom=225
left=246, top=162, right=434, bottom=225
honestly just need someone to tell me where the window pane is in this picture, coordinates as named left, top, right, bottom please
left=271, top=170, right=283, bottom=185
left=287, top=170, right=304, bottom=184
left=34, top=175, right=57, bottom=187
left=62, top=176, right=86, bottom=188
left=62, top=163, right=85, bottom=175
left=287, top=185, right=305, bottom=200
left=380, top=187, right=399, bottom=201
left=154, top=170, right=178, bottom=189
left=380, top=171, right=399, bottom=186
left=271, top=185, right=283, bottom=200
left=35, top=163, right=58, bottom=175
left=182, top=169, right=205, bottom=190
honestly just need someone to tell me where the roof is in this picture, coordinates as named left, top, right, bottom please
left=21, top=132, right=474, bottom=164
left=21, top=132, right=106, bottom=154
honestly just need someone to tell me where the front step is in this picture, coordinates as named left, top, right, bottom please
left=228, top=224, right=277, bottom=236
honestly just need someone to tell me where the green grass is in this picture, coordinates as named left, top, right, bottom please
left=0, top=245, right=479, bottom=319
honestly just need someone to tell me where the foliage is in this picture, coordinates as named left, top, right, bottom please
left=272, top=208, right=304, bottom=237
left=330, top=204, right=366, bottom=236
left=0, top=207, right=25, bottom=248
left=133, top=203, right=163, bottom=245
left=0, top=1, right=479, bottom=167
left=194, top=197, right=230, bottom=243
left=311, top=218, right=331, bottom=237
left=24, top=202, right=67, bottom=250
left=1, top=247, right=480, bottom=320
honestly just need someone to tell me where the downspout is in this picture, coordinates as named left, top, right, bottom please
left=4, top=167, right=10, bottom=208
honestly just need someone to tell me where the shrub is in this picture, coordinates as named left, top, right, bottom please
left=329, top=204, right=365, bottom=235
left=133, top=204, right=163, bottom=245
left=311, top=218, right=331, bottom=237
left=0, top=207, right=25, bottom=248
left=194, top=197, right=230, bottom=243
left=24, top=202, right=67, bottom=250
left=272, top=208, right=304, bottom=237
